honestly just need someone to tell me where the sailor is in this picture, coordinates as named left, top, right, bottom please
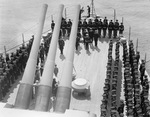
left=82, top=19, right=88, bottom=32
left=0, top=74, right=6, bottom=98
left=40, top=62, right=44, bottom=76
left=98, top=19, right=103, bottom=38
left=108, top=20, right=114, bottom=38
left=82, top=29, right=88, bottom=44
left=12, top=58, right=18, bottom=80
left=88, top=28, right=94, bottom=43
left=51, top=20, right=55, bottom=32
left=79, top=7, right=84, bottom=20
left=5, top=54, right=10, bottom=63
left=76, top=31, right=81, bottom=51
left=135, top=51, right=140, bottom=65
left=94, top=17, right=99, bottom=23
left=39, top=44, right=45, bottom=63
left=7, top=61, right=15, bottom=84
left=67, top=19, right=72, bottom=37
left=87, top=5, right=90, bottom=17
left=87, top=19, right=93, bottom=29
left=52, top=77, right=58, bottom=97
left=119, top=22, right=124, bottom=36
left=61, top=19, right=67, bottom=37
left=22, top=51, right=28, bottom=68
left=34, top=66, right=41, bottom=82
left=102, top=17, right=108, bottom=38
left=54, top=64, right=59, bottom=77
left=5, top=66, right=11, bottom=87
left=78, top=20, right=82, bottom=32
left=58, top=39, right=65, bottom=55
left=139, top=61, right=146, bottom=84
left=84, top=33, right=91, bottom=51
left=113, top=20, right=119, bottom=38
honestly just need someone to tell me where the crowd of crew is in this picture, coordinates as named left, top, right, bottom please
left=0, top=33, right=53, bottom=100
left=0, top=37, right=34, bottom=100
left=122, top=40, right=150, bottom=116
left=100, top=39, right=150, bottom=117
left=0, top=15, right=150, bottom=117
left=100, top=39, right=124, bottom=117
left=52, top=17, right=124, bottom=54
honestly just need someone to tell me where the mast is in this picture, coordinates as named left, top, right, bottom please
left=122, top=17, right=124, bottom=23
left=91, top=0, right=94, bottom=17
left=90, top=0, right=96, bottom=17
left=129, top=26, right=131, bottom=41
left=136, top=38, right=138, bottom=53
left=114, top=9, right=116, bottom=23
left=65, top=8, right=67, bottom=20
left=22, top=33, right=25, bottom=46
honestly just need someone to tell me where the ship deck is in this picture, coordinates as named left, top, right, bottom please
left=2, top=36, right=125, bottom=116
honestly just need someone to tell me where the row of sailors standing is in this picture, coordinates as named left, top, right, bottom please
left=0, top=37, right=34, bottom=100
left=51, top=18, right=72, bottom=37
left=51, top=17, right=124, bottom=39
left=78, top=17, right=124, bottom=39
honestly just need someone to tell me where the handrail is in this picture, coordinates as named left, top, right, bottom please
left=1, top=29, right=52, bottom=55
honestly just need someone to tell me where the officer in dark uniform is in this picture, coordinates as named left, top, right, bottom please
left=136, top=51, right=140, bottom=65
left=93, top=29, right=99, bottom=47
left=84, top=33, right=91, bottom=51
left=82, top=19, right=88, bottom=34
left=87, top=5, right=90, bottom=17
left=40, top=63, right=44, bottom=76
left=88, top=28, right=94, bottom=43
left=76, top=31, right=81, bottom=51
left=119, top=22, right=124, bottom=35
left=113, top=20, right=119, bottom=38
left=52, top=77, right=58, bottom=97
left=108, top=20, right=114, bottom=38
left=98, top=19, right=103, bottom=38
left=67, top=19, right=72, bottom=37
left=102, top=17, right=108, bottom=38
left=78, top=20, right=82, bottom=32
left=139, top=61, right=145, bottom=84
left=61, top=19, right=67, bottom=37
left=88, top=19, right=92, bottom=29
left=79, top=7, right=84, bottom=20
left=5, top=54, right=10, bottom=63
left=58, top=39, right=65, bottom=54
left=39, top=44, right=45, bottom=63
left=7, top=61, right=15, bottom=84
left=51, top=20, right=55, bottom=32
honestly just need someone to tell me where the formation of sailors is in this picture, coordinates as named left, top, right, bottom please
left=51, top=17, right=124, bottom=38
left=100, top=39, right=150, bottom=117
left=0, top=36, right=34, bottom=100
left=0, top=33, right=52, bottom=100
left=78, top=17, right=124, bottom=39
left=101, top=39, right=123, bottom=117
left=36, top=33, right=52, bottom=78
left=122, top=40, right=150, bottom=116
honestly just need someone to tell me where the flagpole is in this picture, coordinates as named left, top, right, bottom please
left=136, top=38, right=138, bottom=53
left=122, top=17, right=124, bottom=23
left=4, top=46, right=7, bottom=58
left=129, top=26, right=131, bottom=41
left=114, top=9, right=116, bottom=23
left=22, top=33, right=25, bottom=46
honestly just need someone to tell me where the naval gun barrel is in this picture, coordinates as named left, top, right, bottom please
left=14, top=4, right=48, bottom=109
left=34, top=4, right=64, bottom=111
left=54, top=5, right=81, bottom=113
